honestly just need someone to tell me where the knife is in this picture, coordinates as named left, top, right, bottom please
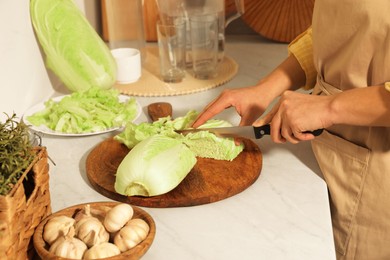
left=176, top=125, right=323, bottom=139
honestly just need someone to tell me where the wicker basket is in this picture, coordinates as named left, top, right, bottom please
left=0, top=147, right=51, bottom=260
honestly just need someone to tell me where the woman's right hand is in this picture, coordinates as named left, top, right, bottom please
left=192, top=85, right=273, bottom=128
left=192, top=55, right=307, bottom=128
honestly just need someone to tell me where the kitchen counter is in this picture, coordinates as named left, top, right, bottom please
left=38, top=34, right=336, bottom=260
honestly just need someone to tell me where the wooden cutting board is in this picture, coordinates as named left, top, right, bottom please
left=86, top=137, right=262, bottom=208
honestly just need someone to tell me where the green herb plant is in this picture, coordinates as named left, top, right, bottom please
left=0, top=114, right=35, bottom=196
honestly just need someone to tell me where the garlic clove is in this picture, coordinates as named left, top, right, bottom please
left=114, top=219, right=149, bottom=252
left=103, top=203, right=133, bottom=233
left=83, top=242, right=121, bottom=259
left=75, top=215, right=109, bottom=248
left=43, top=215, right=75, bottom=245
left=125, top=218, right=150, bottom=232
left=49, top=236, right=87, bottom=259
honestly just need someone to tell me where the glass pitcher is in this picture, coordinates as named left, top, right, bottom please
left=156, top=0, right=245, bottom=65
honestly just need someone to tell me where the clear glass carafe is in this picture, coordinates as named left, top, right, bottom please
left=156, top=0, right=245, bottom=66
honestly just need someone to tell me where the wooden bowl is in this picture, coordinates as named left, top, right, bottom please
left=33, top=201, right=156, bottom=260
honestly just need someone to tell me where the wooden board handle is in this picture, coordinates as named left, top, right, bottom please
left=147, top=102, right=173, bottom=121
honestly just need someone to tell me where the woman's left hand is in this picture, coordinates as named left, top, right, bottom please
left=254, top=90, right=332, bottom=144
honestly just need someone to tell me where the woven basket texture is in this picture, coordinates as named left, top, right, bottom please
left=0, top=147, right=51, bottom=260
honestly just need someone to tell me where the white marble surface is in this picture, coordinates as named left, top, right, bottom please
left=34, top=35, right=335, bottom=260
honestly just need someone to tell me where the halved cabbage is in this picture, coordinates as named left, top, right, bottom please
left=115, top=135, right=197, bottom=197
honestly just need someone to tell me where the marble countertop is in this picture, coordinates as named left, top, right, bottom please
left=38, top=35, right=336, bottom=260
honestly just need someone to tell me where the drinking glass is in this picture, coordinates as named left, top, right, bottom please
left=189, top=14, right=219, bottom=79
left=156, top=19, right=187, bottom=83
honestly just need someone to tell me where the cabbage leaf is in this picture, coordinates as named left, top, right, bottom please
left=114, top=111, right=197, bottom=149
left=114, top=110, right=244, bottom=161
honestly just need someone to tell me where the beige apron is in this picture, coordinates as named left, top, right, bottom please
left=311, top=0, right=390, bottom=259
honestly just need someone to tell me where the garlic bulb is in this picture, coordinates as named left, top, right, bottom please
left=43, top=215, right=75, bottom=245
left=75, top=205, right=109, bottom=247
left=103, top=203, right=133, bottom=233
left=49, top=236, right=87, bottom=259
left=83, top=242, right=121, bottom=259
left=114, top=218, right=150, bottom=252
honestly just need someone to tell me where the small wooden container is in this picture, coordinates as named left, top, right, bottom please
left=0, top=147, right=51, bottom=259
left=33, top=201, right=156, bottom=260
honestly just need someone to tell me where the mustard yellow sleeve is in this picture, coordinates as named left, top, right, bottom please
left=288, top=27, right=317, bottom=90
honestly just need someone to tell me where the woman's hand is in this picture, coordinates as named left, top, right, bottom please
left=192, top=85, right=274, bottom=128
left=254, top=90, right=333, bottom=144
left=192, top=54, right=308, bottom=130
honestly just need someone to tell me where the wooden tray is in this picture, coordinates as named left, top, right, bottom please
left=86, top=137, right=262, bottom=208
left=113, top=47, right=239, bottom=97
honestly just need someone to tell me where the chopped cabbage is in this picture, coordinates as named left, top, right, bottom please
left=114, top=110, right=244, bottom=161
left=27, top=87, right=138, bottom=133
left=113, top=111, right=198, bottom=149
left=182, top=131, right=244, bottom=161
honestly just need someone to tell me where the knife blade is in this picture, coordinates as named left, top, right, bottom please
left=176, top=125, right=323, bottom=139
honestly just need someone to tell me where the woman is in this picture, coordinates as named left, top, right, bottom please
left=192, top=1, right=390, bottom=259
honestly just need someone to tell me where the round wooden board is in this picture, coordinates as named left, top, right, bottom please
left=86, top=137, right=263, bottom=208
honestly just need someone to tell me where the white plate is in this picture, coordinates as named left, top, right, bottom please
left=23, top=94, right=142, bottom=136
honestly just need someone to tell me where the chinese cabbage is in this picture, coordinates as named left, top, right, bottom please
left=115, top=135, right=197, bottom=197
left=30, top=0, right=116, bottom=92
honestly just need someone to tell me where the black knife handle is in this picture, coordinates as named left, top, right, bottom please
left=253, top=125, right=271, bottom=138
left=306, top=128, right=324, bottom=136
left=253, top=125, right=323, bottom=139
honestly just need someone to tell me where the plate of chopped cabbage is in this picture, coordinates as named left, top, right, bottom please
left=23, top=88, right=141, bottom=136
